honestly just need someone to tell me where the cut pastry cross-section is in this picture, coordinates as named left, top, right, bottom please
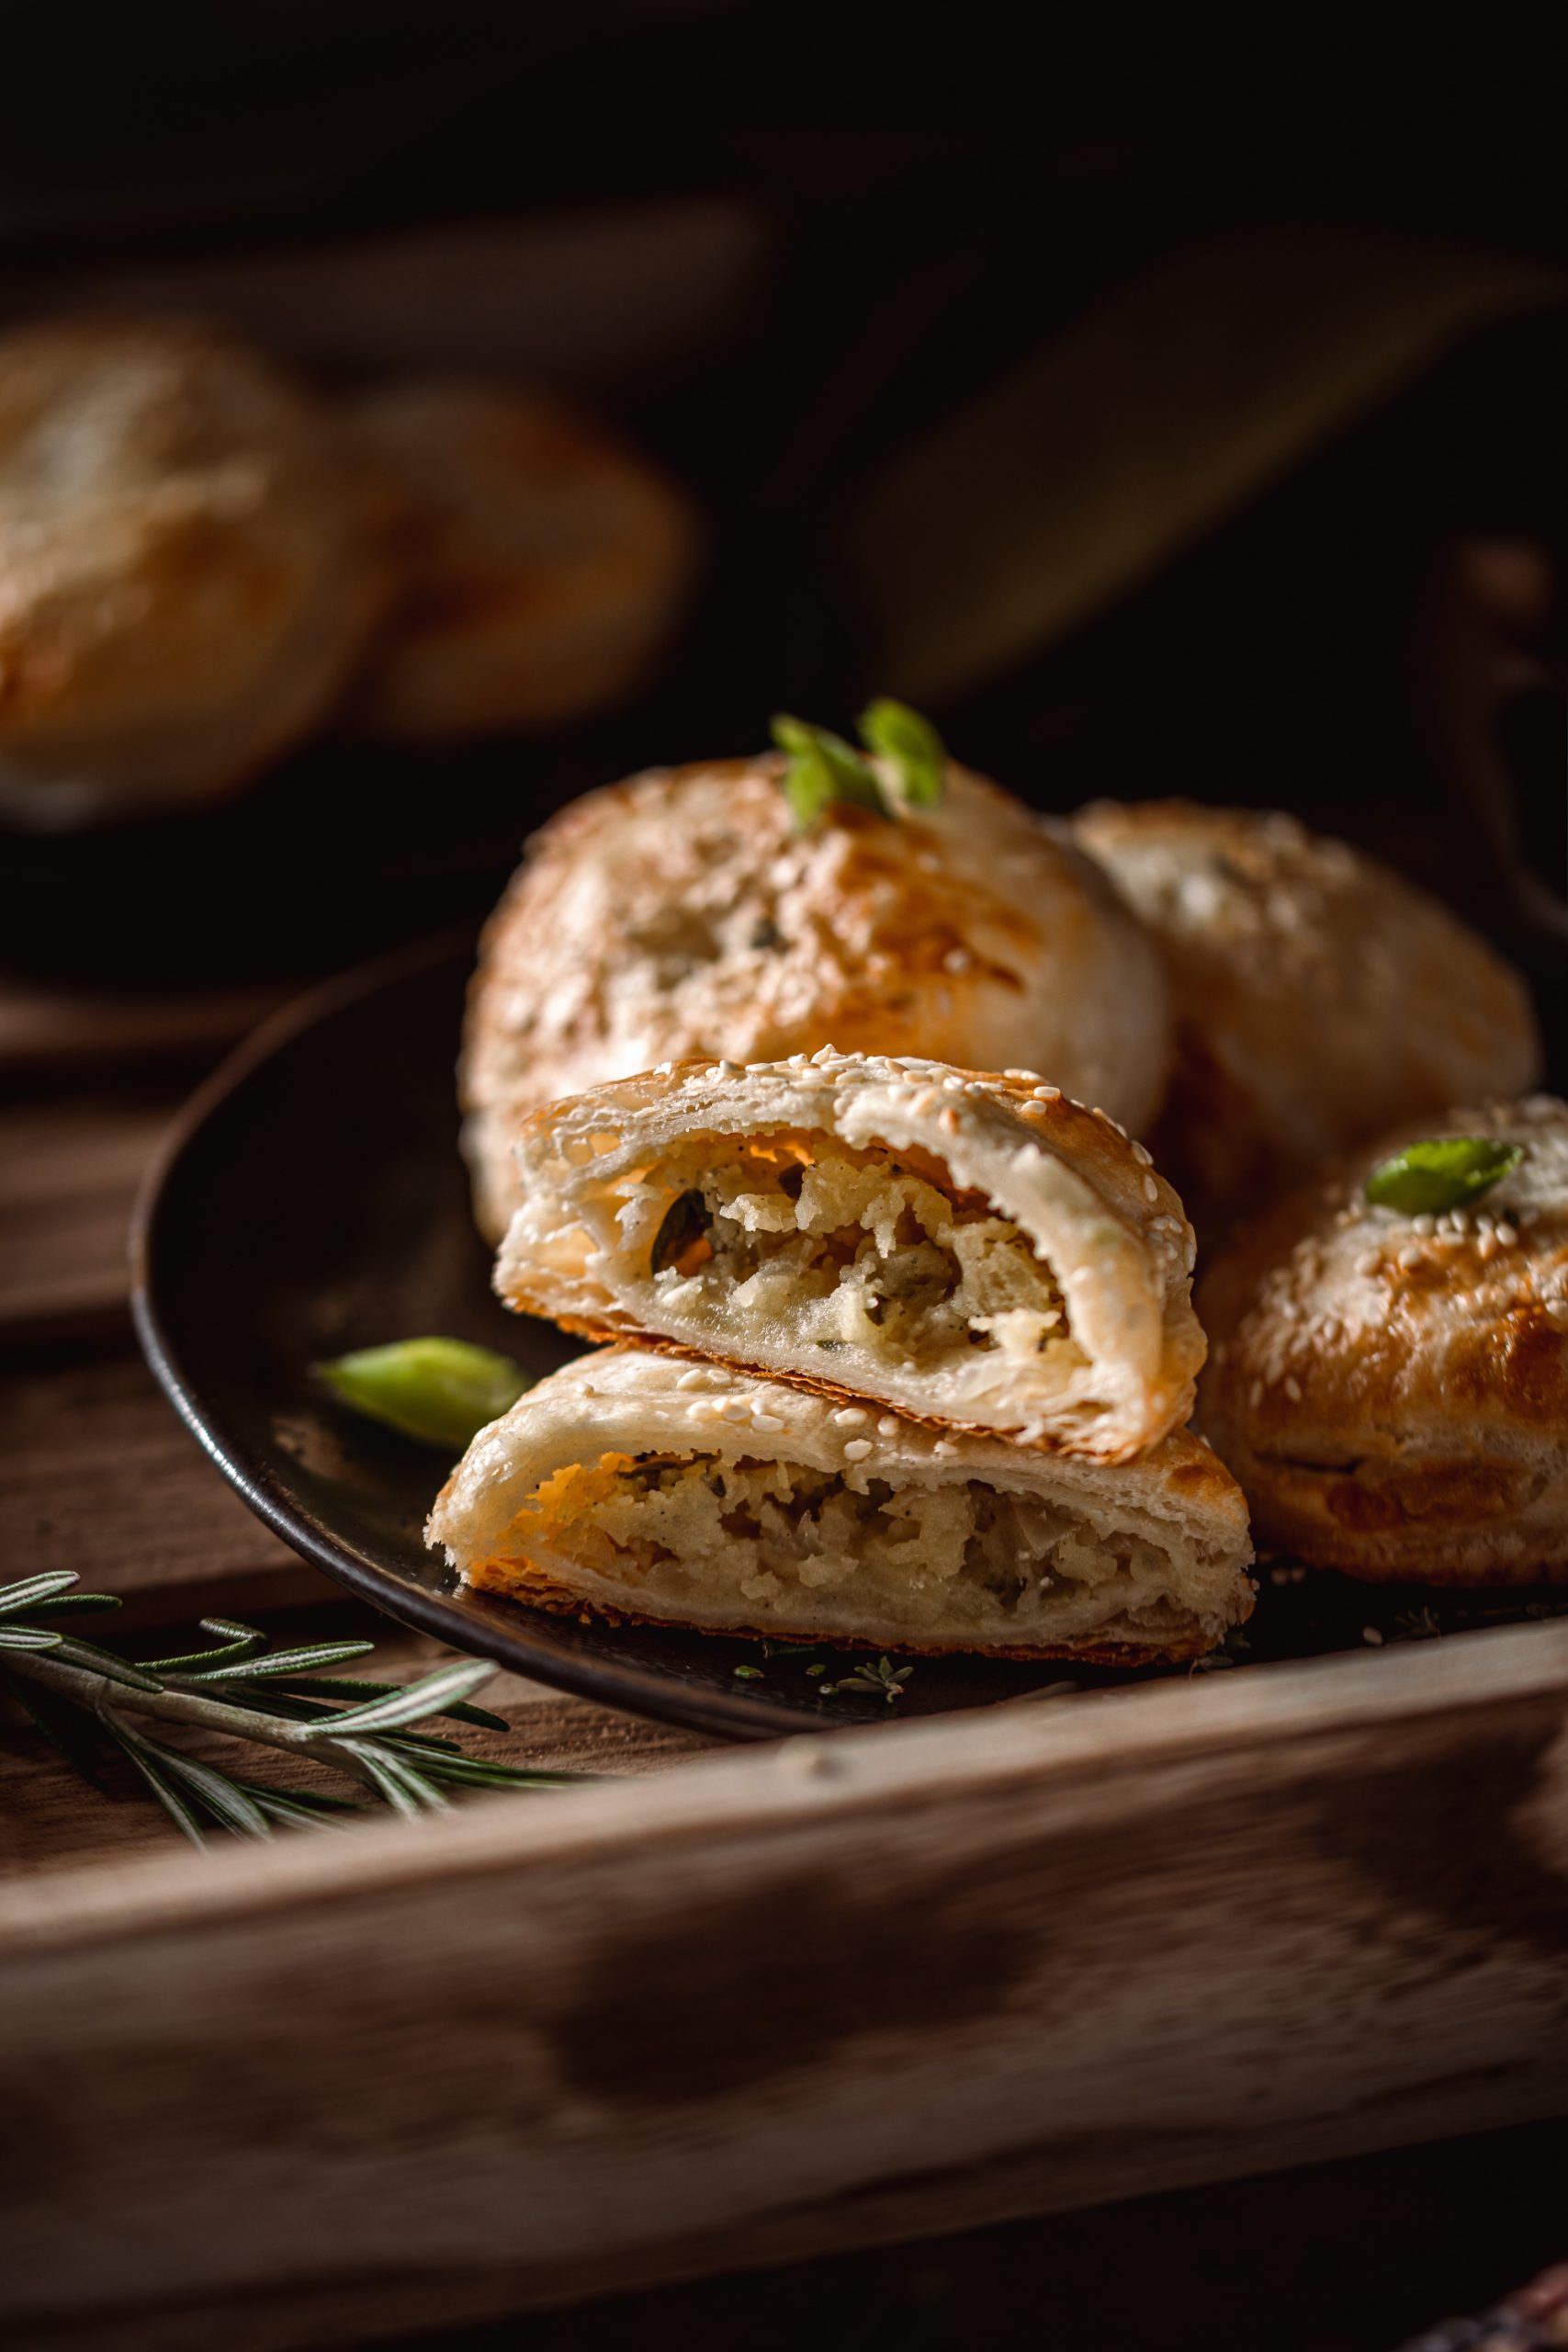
left=428, top=1350, right=1255, bottom=1666
left=497, top=1053, right=1204, bottom=1461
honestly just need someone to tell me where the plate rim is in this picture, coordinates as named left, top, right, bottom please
left=129, top=930, right=828, bottom=1743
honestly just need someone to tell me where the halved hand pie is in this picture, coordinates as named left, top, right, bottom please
left=428, top=1349, right=1254, bottom=1665
left=495, top=1054, right=1203, bottom=1462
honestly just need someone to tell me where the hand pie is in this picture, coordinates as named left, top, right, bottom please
left=1072, top=799, right=1541, bottom=1233
left=497, top=1054, right=1201, bottom=1462
left=340, top=379, right=700, bottom=741
left=429, top=1348, right=1255, bottom=1665
left=0, top=315, right=383, bottom=828
left=462, top=754, right=1170, bottom=1238
left=1199, top=1096, right=1568, bottom=1581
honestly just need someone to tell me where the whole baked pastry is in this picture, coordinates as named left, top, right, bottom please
left=341, top=379, right=699, bottom=740
left=1199, top=1096, right=1568, bottom=1580
left=429, top=1346, right=1255, bottom=1665
left=463, top=755, right=1171, bottom=1238
left=496, top=1052, right=1201, bottom=1461
left=0, top=315, right=381, bottom=826
left=1071, top=799, right=1541, bottom=1232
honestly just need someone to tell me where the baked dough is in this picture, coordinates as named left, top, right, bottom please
left=1199, top=1095, right=1568, bottom=1580
left=340, top=379, right=700, bottom=740
left=496, top=1051, right=1202, bottom=1461
left=1072, top=799, right=1541, bottom=1232
left=428, top=1347, right=1255, bottom=1664
left=463, top=755, right=1170, bottom=1238
left=0, top=315, right=382, bottom=827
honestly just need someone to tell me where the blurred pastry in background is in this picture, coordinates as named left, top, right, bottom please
left=1072, top=798, right=1541, bottom=1233
left=495, top=1053, right=1202, bottom=1462
left=461, top=730, right=1170, bottom=1239
left=429, top=1347, right=1255, bottom=1665
left=0, top=314, right=383, bottom=829
left=340, top=379, right=700, bottom=741
left=1199, top=1096, right=1568, bottom=1580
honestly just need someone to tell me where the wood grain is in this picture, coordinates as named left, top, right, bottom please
left=0, top=1094, right=168, bottom=1341
left=0, top=1351, right=322, bottom=1617
left=0, top=977, right=282, bottom=1077
left=6, top=1622, right=1568, bottom=2348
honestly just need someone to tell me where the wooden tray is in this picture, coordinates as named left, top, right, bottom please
left=6, top=977, right=1568, bottom=2352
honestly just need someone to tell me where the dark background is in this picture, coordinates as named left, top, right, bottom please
left=0, top=4, right=1562, bottom=1032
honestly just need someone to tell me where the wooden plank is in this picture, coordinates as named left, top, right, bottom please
left=5, top=1618, right=1567, bottom=2347
left=0, top=1351, right=323, bottom=1617
left=0, top=1097, right=170, bottom=1341
left=0, top=977, right=279, bottom=1076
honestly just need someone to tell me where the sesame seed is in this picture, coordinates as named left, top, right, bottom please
left=715, top=1059, right=740, bottom=1078
left=942, top=1074, right=966, bottom=1091
left=1142, top=1174, right=1159, bottom=1202
left=1362, top=1626, right=1384, bottom=1646
left=842, top=1438, right=873, bottom=1461
left=675, top=1369, right=708, bottom=1389
left=877, top=1416, right=900, bottom=1436
left=751, top=1412, right=785, bottom=1432
left=1496, top=1222, right=1519, bottom=1248
left=833, top=1407, right=867, bottom=1426
left=1131, top=1141, right=1153, bottom=1165
left=1032, top=1084, right=1061, bottom=1102
left=1283, top=1375, right=1302, bottom=1402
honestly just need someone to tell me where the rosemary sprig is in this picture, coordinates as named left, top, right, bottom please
left=0, top=1570, right=587, bottom=1849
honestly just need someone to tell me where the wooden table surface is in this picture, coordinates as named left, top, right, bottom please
left=3, top=965, right=1562, bottom=2352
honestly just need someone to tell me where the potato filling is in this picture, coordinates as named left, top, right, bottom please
left=631, top=1134, right=1083, bottom=1385
left=488, top=1451, right=1188, bottom=1643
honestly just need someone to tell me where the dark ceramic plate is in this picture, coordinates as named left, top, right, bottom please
left=130, top=935, right=1100, bottom=1738
left=133, top=938, right=1563, bottom=1740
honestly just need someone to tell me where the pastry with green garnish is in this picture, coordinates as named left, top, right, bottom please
left=1199, top=1097, right=1568, bottom=1582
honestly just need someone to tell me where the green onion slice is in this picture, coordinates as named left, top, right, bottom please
left=316, top=1339, right=531, bottom=1452
left=771, top=714, right=889, bottom=830
left=1363, top=1137, right=1525, bottom=1216
left=857, top=696, right=946, bottom=806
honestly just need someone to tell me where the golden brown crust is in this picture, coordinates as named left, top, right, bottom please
left=494, top=1050, right=1202, bottom=1460
left=1198, top=1094, right=1568, bottom=1580
left=461, top=1555, right=1215, bottom=1668
left=1073, top=799, right=1542, bottom=1235
left=0, top=314, right=385, bottom=824
left=339, top=379, right=700, bottom=740
left=462, top=756, right=1170, bottom=1238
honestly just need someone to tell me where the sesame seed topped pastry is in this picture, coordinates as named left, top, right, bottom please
left=0, top=315, right=384, bottom=828
left=1072, top=800, right=1541, bottom=1234
left=429, top=1348, right=1255, bottom=1666
left=340, top=379, right=700, bottom=741
left=1199, top=1097, right=1568, bottom=1581
left=462, top=751, right=1170, bottom=1239
left=497, top=1052, right=1203, bottom=1462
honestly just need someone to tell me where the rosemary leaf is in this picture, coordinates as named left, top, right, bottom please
left=182, top=1639, right=378, bottom=1684
left=0, top=1570, right=84, bottom=1617
left=321, top=1658, right=497, bottom=1732
left=100, top=1714, right=210, bottom=1849
left=141, top=1619, right=272, bottom=1671
left=47, top=1636, right=164, bottom=1692
left=258, top=1673, right=511, bottom=1730
left=0, top=1626, right=64, bottom=1652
